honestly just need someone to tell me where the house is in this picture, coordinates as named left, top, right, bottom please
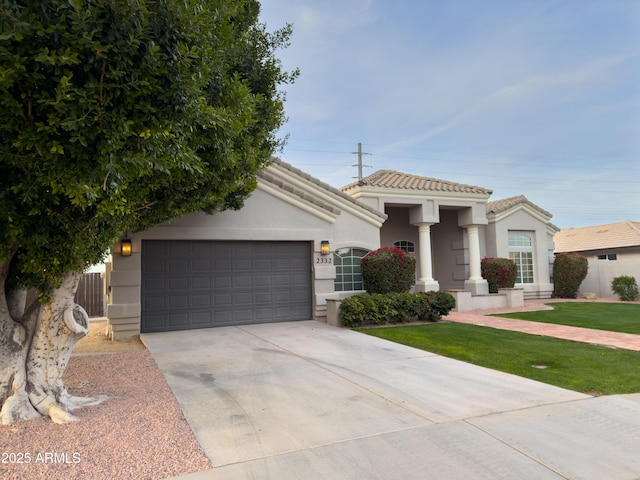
left=105, top=160, right=558, bottom=339
left=554, top=221, right=640, bottom=298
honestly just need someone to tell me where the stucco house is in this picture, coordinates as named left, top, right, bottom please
left=105, top=160, right=558, bottom=339
left=554, top=221, right=640, bottom=298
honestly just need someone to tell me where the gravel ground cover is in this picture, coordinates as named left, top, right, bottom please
left=0, top=322, right=212, bottom=480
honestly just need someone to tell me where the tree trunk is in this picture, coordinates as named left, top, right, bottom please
left=1, top=267, right=107, bottom=424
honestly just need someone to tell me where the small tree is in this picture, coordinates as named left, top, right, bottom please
left=611, top=276, right=639, bottom=301
left=481, top=257, right=518, bottom=293
left=553, top=252, right=588, bottom=298
left=361, top=247, right=416, bottom=294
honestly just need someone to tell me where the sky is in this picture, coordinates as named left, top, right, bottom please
left=258, top=0, right=639, bottom=229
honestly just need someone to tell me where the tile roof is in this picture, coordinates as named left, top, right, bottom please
left=486, top=195, right=552, bottom=218
left=259, top=159, right=386, bottom=220
left=554, top=221, right=640, bottom=253
left=341, top=170, right=492, bottom=195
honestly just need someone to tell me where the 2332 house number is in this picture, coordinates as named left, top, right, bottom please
left=316, top=257, right=332, bottom=264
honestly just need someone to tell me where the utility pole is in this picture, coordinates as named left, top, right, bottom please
left=351, top=142, right=372, bottom=180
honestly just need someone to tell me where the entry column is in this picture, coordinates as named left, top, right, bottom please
left=416, top=223, right=439, bottom=292
left=463, top=225, right=489, bottom=295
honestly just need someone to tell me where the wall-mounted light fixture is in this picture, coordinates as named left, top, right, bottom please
left=120, top=238, right=132, bottom=257
left=320, top=240, right=331, bottom=256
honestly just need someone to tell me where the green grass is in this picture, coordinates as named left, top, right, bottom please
left=357, top=323, right=640, bottom=395
left=492, top=302, right=640, bottom=334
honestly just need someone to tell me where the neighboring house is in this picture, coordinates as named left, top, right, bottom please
left=554, top=221, right=640, bottom=298
left=106, top=160, right=557, bottom=339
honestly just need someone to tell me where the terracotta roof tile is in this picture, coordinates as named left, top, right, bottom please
left=554, top=221, right=640, bottom=253
left=341, top=170, right=492, bottom=195
left=486, top=195, right=552, bottom=218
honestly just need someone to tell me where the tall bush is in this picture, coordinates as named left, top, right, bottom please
left=481, top=257, right=518, bottom=293
left=360, top=247, right=416, bottom=294
left=553, top=252, right=588, bottom=298
left=611, top=276, right=639, bottom=301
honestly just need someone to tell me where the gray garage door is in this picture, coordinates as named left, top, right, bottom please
left=141, top=240, right=312, bottom=332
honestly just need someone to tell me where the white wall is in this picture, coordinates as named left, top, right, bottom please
left=488, top=208, right=555, bottom=299
left=578, top=247, right=640, bottom=298
left=108, top=184, right=381, bottom=338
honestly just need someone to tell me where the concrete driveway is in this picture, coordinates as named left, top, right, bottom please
left=142, top=321, right=640, bottom=480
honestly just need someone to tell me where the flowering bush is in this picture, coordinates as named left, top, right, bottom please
left=611, top=276, right=639, bottom=301
left=481, top=257, right=518, bottom=293
left=553, top=252, right=588, bottom=298
left=361, top=247, right=416, bottom=294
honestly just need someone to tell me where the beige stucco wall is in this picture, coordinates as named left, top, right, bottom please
left=487, top=208, right=555, bottom=299
left=577, top=247, right=640, bottom=298
left=107, top=185, right=381, bottom=338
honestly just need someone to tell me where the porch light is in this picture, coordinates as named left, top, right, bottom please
left=120, top=238, right=132, bottom=257
left=320, top=240, right=331, bottom=256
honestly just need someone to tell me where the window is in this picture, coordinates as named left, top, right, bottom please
left=393, top=240, right=415, bottom=253
left=508, top=233, right=534, bottom=284
left=598, top=253, right=618, bottom=261
left=333, top=247, right=369, bottom=291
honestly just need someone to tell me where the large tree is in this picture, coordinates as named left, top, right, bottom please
left=0, top=0, right=296, bottom=424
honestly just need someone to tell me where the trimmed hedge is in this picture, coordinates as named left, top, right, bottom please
left=361, top=247, right=416, bottom=294
left=611, top=276, right=639, bottom=301
left=481, top=257, right=517, bottom=293
left=553, top=252, right=588, bottom=298
left=339, top=291, right=456, bottom=328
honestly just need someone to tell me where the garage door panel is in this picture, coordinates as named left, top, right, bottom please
left=144, top=296, right=165, bottom=310
left=191, top=312, right=211, bottom=327
left=168, top=259, right=189, bottom=273
left=141, top=240, right=312, bottom=332
left=255, top=292, right=273, bottom=303
left=192, top=277, right=212, bottom=289
left=235, top=292, right=253, bottom=305
left=191, top=294, right=212, bottom=307
left=168, top=313, right=189, bottom=328
left=215, top=276, right=232, bottom=288
left=191, top=260, right=211, bottom=272
left=169, top=277, right=190, bottom=290
left=235, top=275, right=253, bottom=288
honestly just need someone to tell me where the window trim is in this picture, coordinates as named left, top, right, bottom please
left=333, top=247, right=370, bottom=292
left=508, top=232, right=535, bottom=284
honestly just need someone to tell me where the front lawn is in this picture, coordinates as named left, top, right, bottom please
left=492, top=302, right=640, bottom=335
left=357, top=323, right=640, bottom=395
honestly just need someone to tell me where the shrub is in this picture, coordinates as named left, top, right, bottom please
left=611, top=276, right=639, bottom=301
left=361, top=247, right=416, bottom=294
left=424, top=291, right=457, bottom=317
left=553, top=252, right=588, bottom=298
left=481, top=257, right=518, bottom=293
left=338, top=291, right=456, bottom=327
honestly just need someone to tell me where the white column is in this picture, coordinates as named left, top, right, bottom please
left=464, top=225, right=488, bottom=295
left=466, top=225, right=482, bottom=280
left=417, top=223, right=439, bottom=291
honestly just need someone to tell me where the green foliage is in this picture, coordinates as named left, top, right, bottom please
left=492, top=302, right=640, bottom=335
left=358, top=323, right=640, bottom=395
left=0, top=0, right=297, bottom=294
left=339, top=291, right=456, bottom=328
left=360, top=247, right=416, bottom=294
left=611, top=276, right=639, bottom=302
left=481, top=257, right=518, bottom=293
left=553, top=253, right=588, bottom=298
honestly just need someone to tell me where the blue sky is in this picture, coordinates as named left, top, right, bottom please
left=259, top=0, right=639, bottom=228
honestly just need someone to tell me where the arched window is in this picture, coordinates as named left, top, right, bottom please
left=393, top=240, right=415, bottom=253
left=333, top=247, right=370, bottom=291
left=508, top=232, right=534, bottom=284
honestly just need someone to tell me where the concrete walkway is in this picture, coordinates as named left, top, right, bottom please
left=142, top=320, right=640, bottom=480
